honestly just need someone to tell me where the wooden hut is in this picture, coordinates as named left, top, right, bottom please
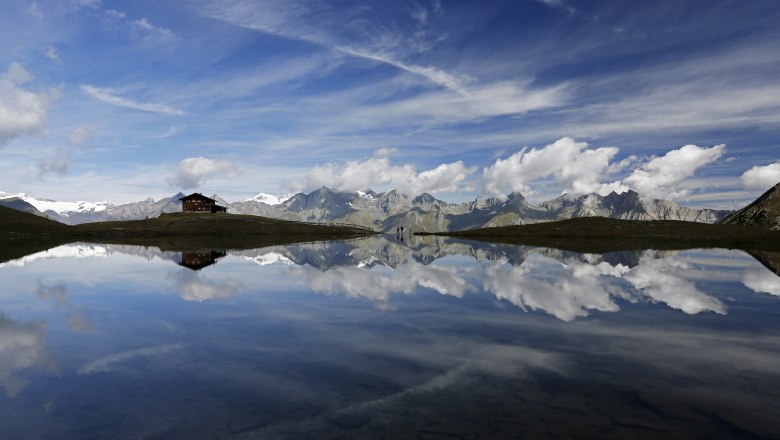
left=177, top=250, right=227, bottom=270
left=179, top=193, right=227, bottom=213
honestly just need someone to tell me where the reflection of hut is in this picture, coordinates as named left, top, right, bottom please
left=177, top=250, right=227, bottom=270
left=179, top=193, right=227, bottom=213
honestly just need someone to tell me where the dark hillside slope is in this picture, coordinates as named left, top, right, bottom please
left=0, top=198, right=46, bottom=216
left=720, top=182, right=780, bottom=229
left=422, top=216, right=780, bottom=252
left=0, top=205, right=68, bottom=236
left=1, top=208, right=374, bottom=262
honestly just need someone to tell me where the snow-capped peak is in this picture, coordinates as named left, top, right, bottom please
left=0, top=191, right=110, bottom=215
left=244, top=252, right=294, bottom=266
left=245, top=192, right=294, bottom=205
left=357, top=189, right=377, bottom=200
left=0, top=243, right=109, bottom=268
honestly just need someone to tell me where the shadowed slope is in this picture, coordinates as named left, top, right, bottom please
left=721, top=182, right=780, bottom=229
left=0, top=206, right=375, bottom=264
left=420, top=216, right=780, bottom=253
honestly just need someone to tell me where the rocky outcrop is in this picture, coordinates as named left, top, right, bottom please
left=721, top=182, right=780, bottom=229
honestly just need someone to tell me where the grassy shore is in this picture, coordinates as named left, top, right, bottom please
left=0, top=206, right=375, bottom=263
left=418, top=216, right=780, bottom=253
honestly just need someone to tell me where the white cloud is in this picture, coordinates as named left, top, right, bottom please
left=79, top=344, right=182, bottom=374
left=0, top=63, right=50, bottom=145
left=131, top=18, right=176, bottom=43
left=331, top=80, right=567, bottom=128
left=81, top=84, right=184, bottom=115
left=168, top=156, right=240, bottom=189
left=197, top=0, right=462, bottom=89
left=622, top=144, right=725, bottom=199
left=169, top=271, right=240, bottom=302
left=538, top=0, right=577, bottom=15
left=103, top=9, right=126, bottom=20
left=481, top=137, right=626, bottom=197
left=196, top=0, right=554, bottom=103
left=158, top=125, right=184, bottom=138
left=740, top=162, right=780, bottom=191
left=481, top=139, right=725, bottom=200
left=69, top=0, right=102, bottom=10
left=37, top=149, right=70, bottom=177
left=27, top=2, right=44, bottom=18
left=69, top=127, right=93, bottom=144
left=336, top=46, right=474, bottom=93
left=0, top=314, right=46, bottom=397
left=479, top=250, right=726, bottom=321
left=296, top=260, right=474, bottom=309
left=622, top=255, right=726, bottom=315
left=44, top=45, right=60, bottom=63
left=742, top=268, right=780, bottom=297
left=294, top=150, right=476, bottom=196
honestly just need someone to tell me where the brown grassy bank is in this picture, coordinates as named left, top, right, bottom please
left=418, top=217, right=780, bottom=253
left=0, top=207, right=375, bottom=263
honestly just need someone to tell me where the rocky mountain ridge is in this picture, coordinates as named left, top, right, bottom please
left=1, top=187, right=733, bottom=231
left=720, top=182, right=780, bottom=229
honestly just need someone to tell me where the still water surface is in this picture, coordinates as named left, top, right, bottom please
left=1, top=236, right=779, bottom=439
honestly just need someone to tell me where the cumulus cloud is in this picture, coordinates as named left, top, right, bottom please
left=167, top=156, right=240, bottom=189
left=44, top=45, right=60, bottom=63
left=294, top=138, right=725, bottom=200
left=480, top=256, right=621, bottom=321
left=103, top=9, right=126, bottom=20
left=69, top=127, right=93, bottom=144
left=295, top=260, right=474, bottom=309
left=27, top=2, right=44, bottom=18
left=168, top=270, right=241, bottom=302
left=36, top=281, right=70, bottom=306
left=0, top=63, right=50, bottom=145
left=740, top=162, right=780, bottom=191
left=482, top=137, right=627, bottom=197
left=621, top=144, right=725, bottom=199
left=0, top=314, right=46, bottom=397
left=81, top=84, right=184, bottom=115
left=742, top=268, right=780, bottom=297
left=37, top=149, right=70, bottom=177
left=295, top=150, right=476, bottom=196
left=481, top=138, right=725, bottom=200
left=69, top=0, right=102, bottom=10
left=622, top=255, right=726, bottom=315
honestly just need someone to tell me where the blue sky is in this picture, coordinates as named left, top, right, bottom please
left=0, top=0, right=779, bottom=206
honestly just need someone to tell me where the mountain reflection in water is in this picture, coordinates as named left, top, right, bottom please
left=0, top=236, right=779, bottom=439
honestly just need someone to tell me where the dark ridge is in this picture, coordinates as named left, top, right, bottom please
left=418, top=216, right=780, bottom=253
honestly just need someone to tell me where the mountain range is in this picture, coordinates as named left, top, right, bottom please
left=0, top=187, right=732, bottom=231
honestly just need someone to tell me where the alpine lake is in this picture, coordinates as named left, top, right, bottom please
left=1, top=235, right=779, bottom=439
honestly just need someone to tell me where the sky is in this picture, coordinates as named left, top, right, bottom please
left=0, top=0, right=779, bottom=207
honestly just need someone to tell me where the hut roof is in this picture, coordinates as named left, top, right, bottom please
left=179, top=193, right=216, bottom=203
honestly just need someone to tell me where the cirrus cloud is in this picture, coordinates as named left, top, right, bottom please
left=81, top=85, right=184, bottom=116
